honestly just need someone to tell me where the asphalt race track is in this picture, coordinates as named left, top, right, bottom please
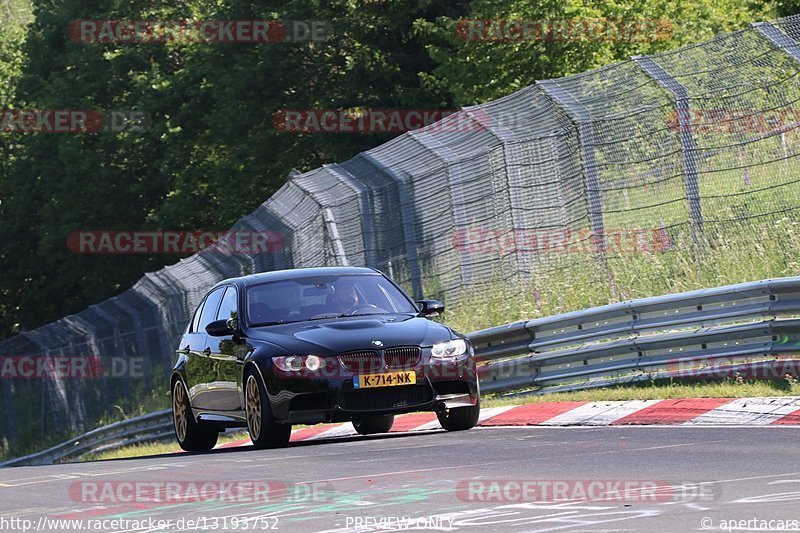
left=1, top=426, right=799, bottom=532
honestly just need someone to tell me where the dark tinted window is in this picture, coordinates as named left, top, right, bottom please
left=190, top=300, right=204, bottom=333
left=217, top=286, right=238, bottom=321
left=198, top=288, right=225, bottom=331
left=246, top=274, right=416, bottom=325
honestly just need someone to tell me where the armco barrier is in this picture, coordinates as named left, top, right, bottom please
left=475, top=277, right=800, bottom=394
left=0, top=410, right=172, bottom=467
left=4, top=276, right=800, bottom=466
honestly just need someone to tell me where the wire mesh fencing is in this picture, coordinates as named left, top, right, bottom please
left=5, top=15, right=800, bottom=453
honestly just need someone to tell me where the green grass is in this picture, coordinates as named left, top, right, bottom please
left=482, top=378, right=800, bottom=406
left=82, top=431, right=249, bottom=462
left=443, top=216, right=800, bottom=334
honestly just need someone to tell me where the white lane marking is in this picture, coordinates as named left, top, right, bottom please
left=0, top=465, right=173, bottom=487
left=308, top=423, right=358, bottom=440
left=301, top=460, right=512, bottom=485
left=477, top=405, right=519, bottom=422
left=542, top=400, right=663, bottom=426
left=408, top=419, right=443, bottom=431
left=626, top=443, right=704, bottom=451
left=693, top=471, right=800, bottom=486
left=686, top=397, right=800, bottom=425
left=734, top=491, right=800, bottom=503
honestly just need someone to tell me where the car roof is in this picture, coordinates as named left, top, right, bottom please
left=210, top=266, right=383, bottom=290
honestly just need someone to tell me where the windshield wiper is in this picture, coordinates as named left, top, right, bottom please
left=250, top=319, right=300, bottom=327
left=308, top=313, right=347, bottom=320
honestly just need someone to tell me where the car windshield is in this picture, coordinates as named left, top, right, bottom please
left=246, top=274, right=418, bottom=326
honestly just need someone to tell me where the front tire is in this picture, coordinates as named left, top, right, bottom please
left=437, top=397, right=480, bottom=431
left=352, top=414, right=395, bottom=435
left=245, top=369, right=292, bottom=449
left=172, top=379, right=219, bottom=452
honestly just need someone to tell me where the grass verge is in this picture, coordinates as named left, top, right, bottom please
left=83, top=431, right=249, bottom=462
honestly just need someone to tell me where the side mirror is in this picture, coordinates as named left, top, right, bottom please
left=206, top=318, right=236, bottom=337
left=416, top=299, right=445, bottom=317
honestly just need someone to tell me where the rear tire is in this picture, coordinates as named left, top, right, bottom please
left=437, top=397, right=480, bottom=431
left=352, top=414, right=395, bottom=435
left=245, top=369, right=292, bottom=449
left=172, top=379, right=219, bottom=452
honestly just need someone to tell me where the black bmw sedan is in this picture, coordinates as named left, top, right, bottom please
left=171, top=266, right=480, bottom=451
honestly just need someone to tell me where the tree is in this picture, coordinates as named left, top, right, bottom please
left=416, top=0, right=776, bottom=106
left=0, top=0, right=468, bottom=337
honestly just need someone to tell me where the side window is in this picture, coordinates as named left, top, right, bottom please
left=191, top=300, right=205, bottom=333
left=217, top=286, right=238, bottom=321
left=198, top=288, right=225, bottom=332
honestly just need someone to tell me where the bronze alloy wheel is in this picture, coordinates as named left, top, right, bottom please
left=244, top=368, right=291, bottom=449
left=171, top=377, right=218, bottom=451
left=246, top=374, right=262, bottom=440
left=173, top=380, right=188, bottom=442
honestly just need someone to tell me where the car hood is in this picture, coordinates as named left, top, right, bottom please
left=245, top=314, right=455, bottom=355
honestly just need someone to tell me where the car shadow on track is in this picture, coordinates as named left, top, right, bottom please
left=77, top=429, right=446, bottom=465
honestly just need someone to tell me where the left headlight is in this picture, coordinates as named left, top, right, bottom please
left=273, top=355, right=324, bottom=372
left=431, top=339, right=468, bottom=359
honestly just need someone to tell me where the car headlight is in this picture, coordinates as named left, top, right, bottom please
left=431, top=339, right=468, bottom=359
left=273, top=355, right=324, bottom=372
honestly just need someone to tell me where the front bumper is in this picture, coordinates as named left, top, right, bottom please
left=261, top=352, right=479, bottom=424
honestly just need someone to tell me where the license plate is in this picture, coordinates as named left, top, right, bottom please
left=353, top=371, right=416, bottom=389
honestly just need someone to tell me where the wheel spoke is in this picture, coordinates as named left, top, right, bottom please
left=173, top=383, right=187, bottom=441
left=246, top=375, right=262, bottom=440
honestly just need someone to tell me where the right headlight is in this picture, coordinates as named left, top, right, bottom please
left=431, top=339, right=468, bottom=359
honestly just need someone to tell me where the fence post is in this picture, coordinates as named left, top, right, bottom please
left=322, top=207, right=349, bottom=267
left=753, top=21, right=800, bottom=62
left=361, top=153, right=424, bottom=299
left=538, top=80, right=607, bottom=257
left=633, top=55, right=704, bottom=242
left=326, top=163, right=378, bottom=267
left=2, top=378, right=15, bottom=447
left=286, top=175, right=347, bottom=268
left=410, top=129, right=475, bottom=288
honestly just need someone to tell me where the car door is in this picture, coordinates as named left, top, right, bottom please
left=184, top=287, right=225, bottom=411
left=204, top=285, right=249, bottom=414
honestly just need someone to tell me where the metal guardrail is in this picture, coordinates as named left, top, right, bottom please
left=5, top=276, right=800, bottom=467
left=0, top=410, right=173, bottom=467
left=474, top=277, right=800, bottom=394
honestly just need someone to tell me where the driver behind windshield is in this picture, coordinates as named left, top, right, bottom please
left=328, top=281, right=360, bottom=314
